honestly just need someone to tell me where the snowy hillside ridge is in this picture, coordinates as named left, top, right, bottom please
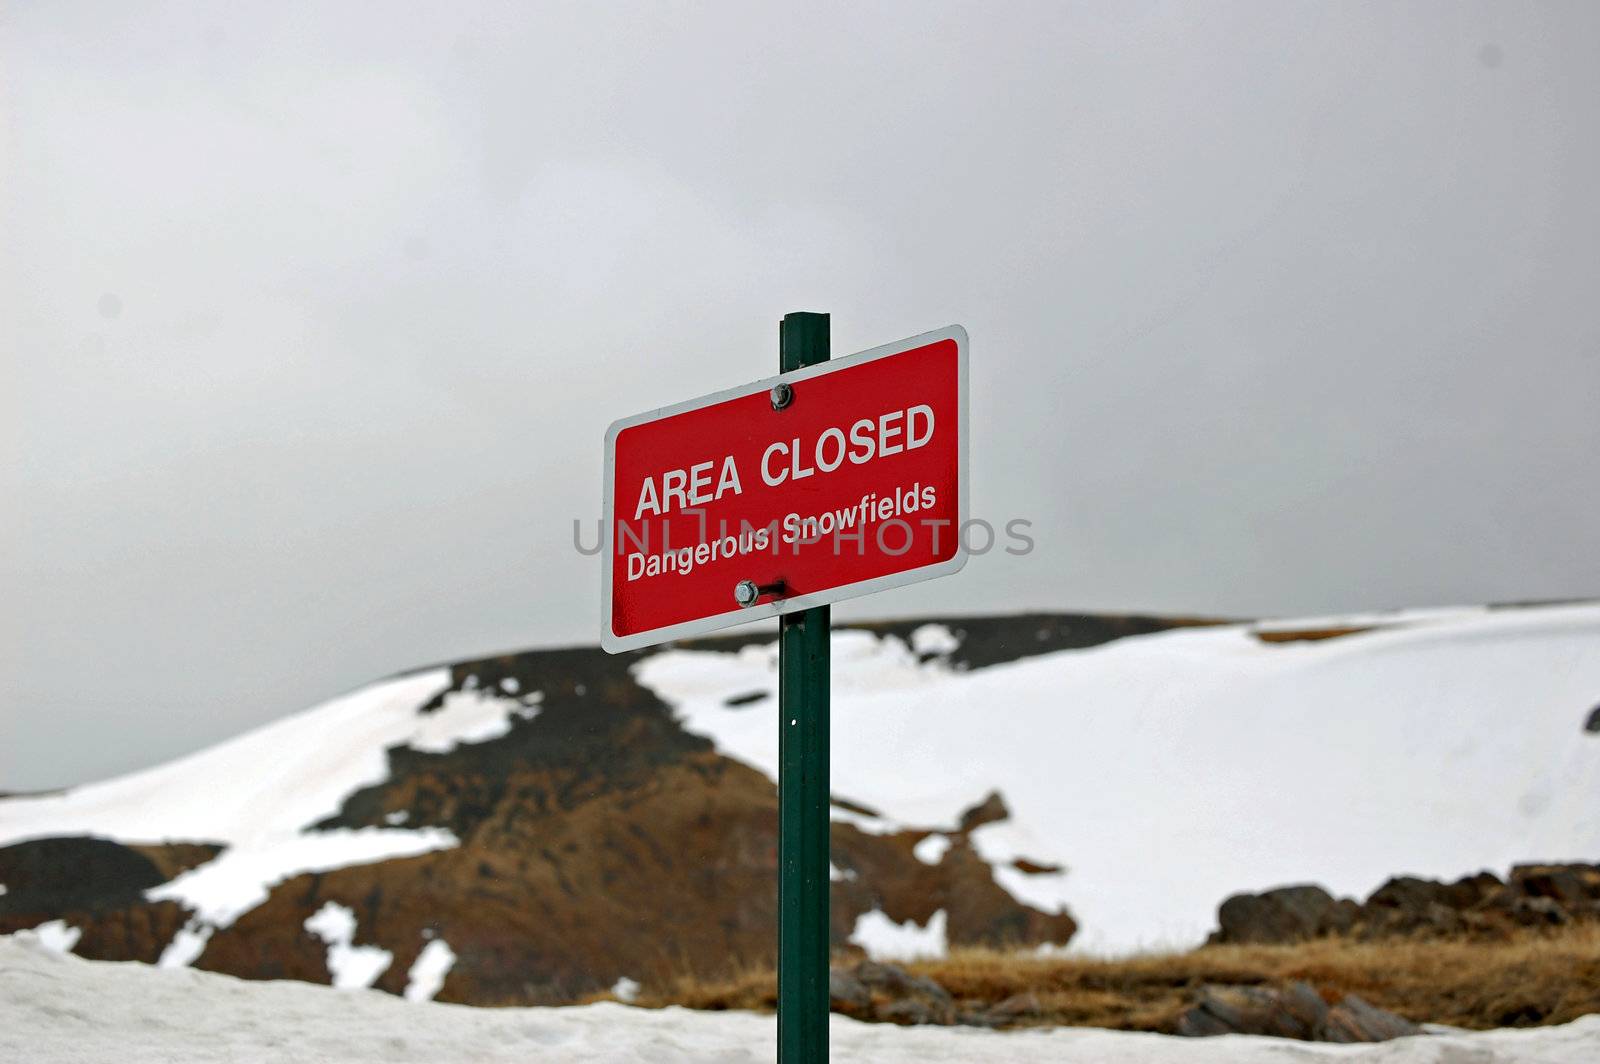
left=0, top=669, right=536, bottom=849
left=0, top=667, right=537, bottom=947
left=640, top=602, right=1600, bottom=952
left=0, top=613, right=1160, bottom=958
left=0, top=600, right=1596, bottom=978
left=4, top=936, right=1600, bottom=1064
left=0, top=617, right=1086, bottom=999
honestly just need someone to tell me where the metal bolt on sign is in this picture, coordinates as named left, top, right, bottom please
left=735, top=579, right=784, bottom=608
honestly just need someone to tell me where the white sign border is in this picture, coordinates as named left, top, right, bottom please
left=600, top=324, right=969, bottom=654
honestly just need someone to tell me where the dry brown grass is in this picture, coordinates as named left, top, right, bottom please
left=620, top=924, right=1600, bottom=1032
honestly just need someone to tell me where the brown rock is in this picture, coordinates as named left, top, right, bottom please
left=878, top=999, right=947, bottom=1026
left=1512, top=864, right=1600, bottom=907
left=827, top=968, right=871, bottom=1013
left=1368, top=876, right=1453, bottom=913
left=852, top=961, right=955, bottom=1026
left=1177, top=986, right=1287, bottom=1038
left=1318, top=994, right=1423, bottom=1042
left=1510, top=896, right=1571, bottom=927
left=1278, top=981, right=1333, bottom=1033
left=1214, top=885, right=1340, bottom=944
left=1176, top=982, right=1419, bottom=1043
left=986, top=992, right=1043, bottom=1021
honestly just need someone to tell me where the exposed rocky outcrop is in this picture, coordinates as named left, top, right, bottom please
left=0, top=836, right=175, bottom=914
left=1211, top=864, right=1600, bottom=945
left=0, top=836, right=212, bottom=963
left=1175, top=981, right=1423, bottom=1042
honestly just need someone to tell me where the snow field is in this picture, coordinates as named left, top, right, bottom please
left=1, top=937, right=1595, bottom=1064
left=639, top=604, right=1600, bottom=952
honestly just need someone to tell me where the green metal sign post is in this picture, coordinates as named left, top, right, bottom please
left=604, top=309, right=965, bottom=1057
left=777, top=310, right=831, bottom=1063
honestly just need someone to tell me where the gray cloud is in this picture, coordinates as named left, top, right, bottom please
left=3, top=1, right=1598, bottom=788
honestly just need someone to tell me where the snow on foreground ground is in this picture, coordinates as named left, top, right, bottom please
left=642, top=603, right=1600, bottom=952
left=3, top=937, right=1596, bottom=1064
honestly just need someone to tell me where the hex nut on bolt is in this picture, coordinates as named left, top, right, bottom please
left=769, top=382, right=793, bottom=411
left=734, top=580, right=760, bottom=608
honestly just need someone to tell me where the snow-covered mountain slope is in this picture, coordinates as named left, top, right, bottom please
left=1, top=602, right=1597, bottom=970
left=641, top=603, right=1600, bottom=951
left=0, top=622, right=1082, bottom=999
left=4, top=934, right=1598, bottom=1064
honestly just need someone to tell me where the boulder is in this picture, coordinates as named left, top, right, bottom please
left=858, top=960, right=954, bottom=1008
left=1510, top=896, right=1570, bottom=926
left=986, top=991, right=1043, bottom=1021
left=878, top=999, right=946, bottom=1026
left=1446, top=871, right=1505, bottom=908
left=827, top=968, right=871, bottom=1013
left=830, top=960, right=956, bottom=1025
left=1176, top=981, right=1421, bottom=1043
left=1213, top=885, right=1340, bottom=944
left=1368, top=875, right=1452, bottom=911
left=1320, top=994, right=1424, bottom=1043
left=1511, top=864, right=1600, bottom=907
left=1175, top=982, right=1325, bottom=1039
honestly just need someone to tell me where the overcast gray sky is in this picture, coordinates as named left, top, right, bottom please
left=3, top=1, right=1598, bottom=790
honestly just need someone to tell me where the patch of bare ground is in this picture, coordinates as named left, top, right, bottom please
left=614, top=924, right=1600, bottom=1032
left=1253, top=625, right=1376, bottom=644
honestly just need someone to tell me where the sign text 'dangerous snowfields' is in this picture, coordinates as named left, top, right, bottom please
left=601, top=326, right=967, bottom=651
